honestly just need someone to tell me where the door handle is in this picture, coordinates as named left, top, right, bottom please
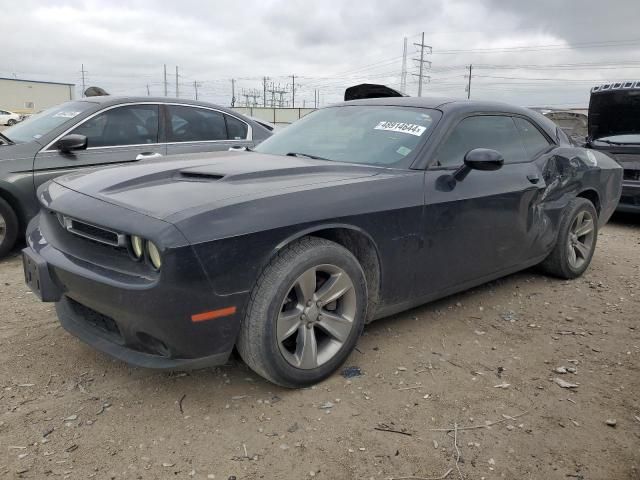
left=228, top=145, right=248, bottom=151
left=527, top=174, right=540, bottom=184
left=135, top=152, right=163, bottom=160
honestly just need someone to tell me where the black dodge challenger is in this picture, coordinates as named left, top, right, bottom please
left=23, top=97, right=622, bottom=387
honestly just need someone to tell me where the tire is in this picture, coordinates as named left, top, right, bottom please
left=237, top=237, right=368, bottom=388
left=540, top=198, right=598, bottom=279
left=0, top=197, right=19, bottom=259
left=6, top=119, right=16, bottom=126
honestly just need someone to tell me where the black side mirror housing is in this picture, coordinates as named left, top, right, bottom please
left=453, top=148, right=504, bottom=182
left=58, top=134, right=88, bottom=153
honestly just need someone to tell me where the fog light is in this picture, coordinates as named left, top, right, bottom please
left=146, top=241, right=162, bottom=270
left=131, top=235, right=144, bottom=259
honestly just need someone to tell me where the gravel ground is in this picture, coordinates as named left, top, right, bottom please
left=0, top=214, right=639, bottom=480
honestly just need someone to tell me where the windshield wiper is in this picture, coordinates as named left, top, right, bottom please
left=595, top=138, right=639, bottom=146
left=286, top=152, right=330, bottom=161
left=0, top=132, right=14, bottom=145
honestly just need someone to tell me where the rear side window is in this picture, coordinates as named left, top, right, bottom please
left=225, top=114, right=248, bottom=139
left=167, top=106, right=227, bottom=142
left=514, top=117, right=551, bottom=158
left=435, top=115, right=526, bottom=167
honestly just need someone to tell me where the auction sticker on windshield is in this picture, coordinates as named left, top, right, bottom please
left=374, top=121, right=427, bottom=136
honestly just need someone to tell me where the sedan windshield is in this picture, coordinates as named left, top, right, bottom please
left=254, top=105, right=440, bottom=166
left=3, top=101, right=96, bottom=144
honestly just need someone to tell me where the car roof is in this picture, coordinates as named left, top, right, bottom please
left=331, top=96, right=561, bottom=140
left=72, top=96, right=242, bottom=115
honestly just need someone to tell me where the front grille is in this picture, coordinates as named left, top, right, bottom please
left=58, top=214, right=125, bottom=247
left=623, top=169, right=640, bottom=182
left=67, top=298, right=123, bottom=342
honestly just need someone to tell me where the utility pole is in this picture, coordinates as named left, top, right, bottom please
left=263, top=77, right=269, bottom=107
left=175, top=66, right=179, bottom=98
left=194, top=80, right=199, bottom=100
left=163, top=64, right=168, bottom=96
left=413, top=32, right=432, bottom=97
left=146, top=84, right=150, bottom=96
left=231, top=78, right=236, bottom=107
left=291, top=74, right=296, bottom=108
left=400, top=37, right=408, bottom=94
left=80, top=64, right=87, bottom=97
left=466, top=64, right=473, bottom=99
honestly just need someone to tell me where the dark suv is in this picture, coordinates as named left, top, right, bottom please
left=586, top=82, right=640, bottom=213
left=0, top=96, right=273, bottom=256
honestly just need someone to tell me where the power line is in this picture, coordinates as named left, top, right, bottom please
left=432, top=38, right=640, bottom=54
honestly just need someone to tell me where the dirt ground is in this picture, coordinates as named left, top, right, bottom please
left=1, top=214, right=639, bottom=480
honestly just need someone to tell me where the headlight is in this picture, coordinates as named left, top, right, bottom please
left=131, top=235, right=144, bottom=259
left=146, top=241, right=162, bottom=270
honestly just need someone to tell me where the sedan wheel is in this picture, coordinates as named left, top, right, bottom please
left=0, top=213, right=6, bottom=245
left=237, top=237, right=367, bottom=387
left=277, top=264, right=357, bottom=369
left=0, top=197, right=19, bottom=258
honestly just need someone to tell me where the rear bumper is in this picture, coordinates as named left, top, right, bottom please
left=617, top=181, right=640, bottom=213
left=24, top=214, right=249, bottom=370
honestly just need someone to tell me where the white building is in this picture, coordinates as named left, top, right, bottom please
left=0, top=77, right=75, bottom=114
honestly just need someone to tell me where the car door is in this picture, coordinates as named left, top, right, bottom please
left=33, top=103, right=166, bottom=191
left=417, top=114, right=549, bottom=294
left=164, top=104, right=253, bottom=155
left=0, top=111, right=9, bottom=124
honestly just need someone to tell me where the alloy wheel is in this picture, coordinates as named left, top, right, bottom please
left=276, top=264, right=357, bottom=369
left=567, top=210, right=595, bottom=269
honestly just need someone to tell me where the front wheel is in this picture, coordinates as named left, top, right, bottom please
left=0, top=197, right=19, bottom=259
left=6, top=119, right=17, bottom=126
left=540, top=197, right=598, bottom=279
left=237, top=237, right=367, bottom=387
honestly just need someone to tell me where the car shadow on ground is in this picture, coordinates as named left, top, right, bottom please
left=609, top=211, right=640, bottom=227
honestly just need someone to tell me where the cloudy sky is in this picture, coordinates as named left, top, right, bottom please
left=2, top=0, right=639, bottom=108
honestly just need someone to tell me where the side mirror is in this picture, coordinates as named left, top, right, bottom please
left=453, top=148, right=504, bottom=182
left=57, top=134, right=87, bottom=153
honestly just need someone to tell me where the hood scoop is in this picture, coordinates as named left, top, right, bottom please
left=179, top=170, right=225, bottom=181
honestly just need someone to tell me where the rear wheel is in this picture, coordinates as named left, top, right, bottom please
left=0, top=197, right=19, bottom=259
left=237, top=237, right=367, bottom=387
left=540, top=198, right=598, bottom=279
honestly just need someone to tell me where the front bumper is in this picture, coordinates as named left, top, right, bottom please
left=24, top=213, right=249, bottom=370
left=617, top=181, right=640, bottom=213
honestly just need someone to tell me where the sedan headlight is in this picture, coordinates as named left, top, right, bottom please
left=146, top=241, right=162, bottom=270
left=131, top=235, right=144, bottom=259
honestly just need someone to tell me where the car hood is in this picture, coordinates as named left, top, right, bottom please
left=52, top=152, right=382, bottom=221
left=0, top=140, right=39, bottom=161
left=588, top=86, right=640, bottom=140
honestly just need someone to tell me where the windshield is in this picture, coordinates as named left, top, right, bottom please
left=254, top=105, right=440, bottom=166
left=3, top=101, right=96, bottom=144
left=593, top=133, right=640, bottom=145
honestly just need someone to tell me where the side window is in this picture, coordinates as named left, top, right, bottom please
left=225, top=114, right=248, bottom=140
left=435, top=115, right=526, bottom=167
left=70, top=104, right=159, bottom=148
left=167, top=106, right=227, bottom=142
left=513, top=117, right=552, bottom=158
